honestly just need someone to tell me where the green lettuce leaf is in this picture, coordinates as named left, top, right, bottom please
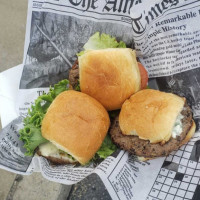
left=20, top=79, right=69, bottom=156
left=19, top=125, right=48, bottom=156
left=94, top=135, right=117, bottom=160
left=77, top=32, right=126, bottom=56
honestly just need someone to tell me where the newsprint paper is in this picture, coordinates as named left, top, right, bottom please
left=1, top=0, right=200, bottom=199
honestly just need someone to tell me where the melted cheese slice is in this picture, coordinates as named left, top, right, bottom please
left=38, top=142, right=76, bottom=163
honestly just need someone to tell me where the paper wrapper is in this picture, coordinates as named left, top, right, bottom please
left=1, top=0, right=200, bottom=199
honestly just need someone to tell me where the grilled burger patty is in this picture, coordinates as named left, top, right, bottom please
left=110, top=103, right=193, bottom=158
left=69, top=60, right=79, bottom=89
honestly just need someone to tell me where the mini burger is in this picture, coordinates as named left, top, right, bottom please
left=20, top=81, right=112, bottom=165
left=69, top=32, right=148, bottom=111
left=110, top=89, right=196, bottom=161
left=39, top=90, right=110, bottom=165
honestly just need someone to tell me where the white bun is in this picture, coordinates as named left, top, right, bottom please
left=78, top=48, right=141, bottom=111
left=119, top=89, right=185, bottom=143
left=41, top=90, right=110, bottom=165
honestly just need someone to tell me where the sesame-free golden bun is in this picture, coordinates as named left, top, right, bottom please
left=119, top=89, right=185, bottom=144
left=78, top=48, right=141, bottom=111
left=41, top=90, right=110, bottom=165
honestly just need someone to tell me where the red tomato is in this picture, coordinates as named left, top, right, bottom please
left=138, top=62, right=148, bottom=89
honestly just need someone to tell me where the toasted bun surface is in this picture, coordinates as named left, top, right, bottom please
left=119, top=89, right=185, bottom=143
left=78, top=48, right=141, bottom=111
left=41, top=90, right=110, bottom=165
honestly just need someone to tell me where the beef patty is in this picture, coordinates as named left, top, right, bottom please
left=110, top=103, right=193, bottom=158
left=69, top=60, right=79, bottom=89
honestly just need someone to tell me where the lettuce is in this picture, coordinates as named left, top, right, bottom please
left=20, top=125, right=48, bottom=156
left=19, top=80, right=69, bottom=156
left=95, top=135, right=117, bottom=160
left=77, top=32, right=126, bottom=56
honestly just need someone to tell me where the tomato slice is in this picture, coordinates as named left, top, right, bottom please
left=138, top=62, right=148, bottom=89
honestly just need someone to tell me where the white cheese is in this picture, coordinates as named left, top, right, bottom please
left=38, top=142, right=76, bottom=163
left=172, top=113, right=184, bottom=138
left=39, top=142, right=59, bottom=157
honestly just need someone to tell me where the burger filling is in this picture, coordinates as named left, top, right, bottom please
left=38, top=142, right=77, bottom=164
left=172, top=113, right=184, bottom=138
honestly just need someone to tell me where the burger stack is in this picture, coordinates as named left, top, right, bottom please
left=23, top=34, right=195, bottom=165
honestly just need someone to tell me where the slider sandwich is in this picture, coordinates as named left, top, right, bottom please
left=110, top=89, right=196, bottom=161
left=20, top=80, right=116, bottom=165
left=40, top=90, right=110, bottom=165
left=70, top=32, right=148, bottom=111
